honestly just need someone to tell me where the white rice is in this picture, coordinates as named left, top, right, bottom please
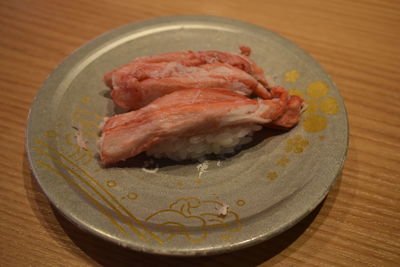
left=146, top=124, right=262, bottom=161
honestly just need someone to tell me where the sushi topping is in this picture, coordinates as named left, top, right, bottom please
left=98, top=47, right=305, bottom=166
left=104, top=47, right=272, bottom=110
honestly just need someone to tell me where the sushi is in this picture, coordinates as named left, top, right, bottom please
left=98, top=47, right=305, bottom=166
left=104, top=47, right=272, bottom=110
left=99, top=87, right=303, bottom=166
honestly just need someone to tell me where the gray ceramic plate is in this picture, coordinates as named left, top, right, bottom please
left=26, top=15, right=348, bottom=256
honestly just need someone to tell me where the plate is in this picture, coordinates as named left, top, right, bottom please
left=26, top=15, right=348, bottom=256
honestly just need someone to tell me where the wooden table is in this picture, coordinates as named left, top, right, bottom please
left=1, top=0, right=399, bottom=266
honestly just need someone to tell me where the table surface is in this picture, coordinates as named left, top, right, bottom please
left=1, top=0, right=399, bottom=266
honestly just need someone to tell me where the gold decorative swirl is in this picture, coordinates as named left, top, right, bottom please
left=145, top=197, right=242, bottom=243
left=36, top=160, right=126, bottom=234
left=34, top=139, right=163, bottom=244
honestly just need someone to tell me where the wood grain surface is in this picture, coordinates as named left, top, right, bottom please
left=1, top=0, right=399, bottom=266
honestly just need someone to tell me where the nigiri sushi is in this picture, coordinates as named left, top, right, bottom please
left=104, top=47, right=272, bottom=110
left=99, top=87, right=303, bottom=166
